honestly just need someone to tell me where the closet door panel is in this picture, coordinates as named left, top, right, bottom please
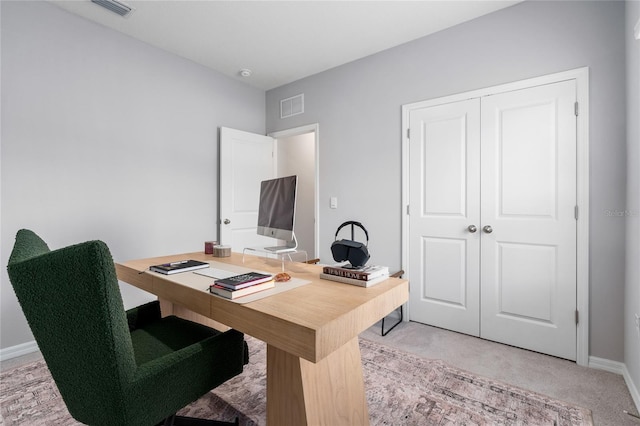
left=408, top=99, right=481, bottom=336
left=480, top=80, right=577, bottom=360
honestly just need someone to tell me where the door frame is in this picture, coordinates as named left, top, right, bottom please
left=401, top=67, right=590, bottom=366
left=269, top=124, right=320, bottom=258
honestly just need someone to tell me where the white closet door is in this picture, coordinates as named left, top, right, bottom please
left=480, top=80, right=577, bottom=360
left=408, top=99, right=481, bottom=336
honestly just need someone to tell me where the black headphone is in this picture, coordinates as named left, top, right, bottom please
left=331, top=221, right=370, bottom=268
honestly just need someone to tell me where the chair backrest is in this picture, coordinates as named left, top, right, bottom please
left=7, top=229, right=137, bottom=424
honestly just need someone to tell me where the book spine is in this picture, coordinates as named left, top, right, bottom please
left=322, top=267, right=369, bottom=280
left=209, top=281, right=274, bottom=299
left=209, top=285, right=233, bottom=298
left=214, top=280, right=257, bottom=290
left=319, top=273, right=368, bottom=287
left=320, top=273, right=389, bottom=288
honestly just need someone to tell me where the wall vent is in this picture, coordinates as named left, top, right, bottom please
left=280, top=94, right=304, bottom=119
left=91, top=0, right=133, bottom=17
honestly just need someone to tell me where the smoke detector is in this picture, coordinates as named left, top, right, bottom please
left=239, top=69, right=252, bottom=78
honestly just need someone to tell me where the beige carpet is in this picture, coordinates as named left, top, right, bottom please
left=1, top=336, right=593, bottom=425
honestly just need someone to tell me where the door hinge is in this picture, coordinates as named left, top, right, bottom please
left=574, top=205, right=579, bottom=220
left=575, top=310, right=579, bottom=324
left=406, top=128, right=410, bottom=139
left=406, top=205, right=410, bottom=215
left=574, top=102, right=579, bottom=117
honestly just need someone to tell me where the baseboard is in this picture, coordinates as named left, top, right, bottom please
left=0, top=340, right=39, bottom=362
left=589, top=356, right=640, bottom=414
left=589, top=355, right=626, bottom=374
left=623, top=365, right=640, bottom=415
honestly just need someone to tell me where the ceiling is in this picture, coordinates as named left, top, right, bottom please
left=50, top=0, right=521, bottom=90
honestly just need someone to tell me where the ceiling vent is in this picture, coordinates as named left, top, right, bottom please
left=280, top=94, right=304, bottom=119
left=91, top=0, right=133, bottom=17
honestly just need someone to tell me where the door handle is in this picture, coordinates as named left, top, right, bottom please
left=223, top=219, right=231, bottom=225
left=483, top=225, right=493, bottom=234
left=467, top=225, right=477, bottom=233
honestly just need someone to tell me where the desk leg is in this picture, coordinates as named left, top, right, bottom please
left=266, top=337, right=370, bottom=426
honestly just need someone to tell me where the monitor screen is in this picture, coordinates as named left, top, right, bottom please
left=257, top=175, right=298, bottom=243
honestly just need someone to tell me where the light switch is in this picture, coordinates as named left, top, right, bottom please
left=330, top=197, right=338, bottom=209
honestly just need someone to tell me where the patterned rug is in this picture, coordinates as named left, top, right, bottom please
left=1, top=336, right=593, bottom=425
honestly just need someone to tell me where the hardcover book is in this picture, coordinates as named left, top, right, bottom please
left=213, top=272, right=273, bottom=290
left=322, top=264, right=389, bottom=281
left=319, top=272, right=389, bottom=288
left=149, top=260, right=209, bottom=275
left=209, top=280, right=275, bottom=299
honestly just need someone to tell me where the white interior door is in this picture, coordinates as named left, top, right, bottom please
left=480, top=80, right=577, bottom=360
left=219, top=127, right=275, bottom=252
left=408, top=98, right=481, bottom=336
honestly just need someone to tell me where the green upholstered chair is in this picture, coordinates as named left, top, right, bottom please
left=7, top=229, right=248, bottom=426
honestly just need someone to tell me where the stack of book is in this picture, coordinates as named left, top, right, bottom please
left=208, top=271, right=275, bottom=299
left=320, top=264, right=389, bottom=288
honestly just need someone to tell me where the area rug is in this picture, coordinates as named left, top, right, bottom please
left=1, top=336, right=593, bottom=425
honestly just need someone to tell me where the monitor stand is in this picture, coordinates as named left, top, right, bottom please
left=243, top=233, right=307, bottom=271
left=263, top=233, right=298, bottom=253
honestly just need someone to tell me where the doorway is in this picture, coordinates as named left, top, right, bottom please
left=269, top=124, right=319, bottom=258
left=218, top=125, right=319, bottom=258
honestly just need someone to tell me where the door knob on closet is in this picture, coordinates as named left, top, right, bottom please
left=483, top=225, right=493, bottom=234
left=467, top=225, right=477, bottom=233
left=223, top=219, right=231, bottom=225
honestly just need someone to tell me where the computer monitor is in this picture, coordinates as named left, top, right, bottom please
left=257, top=175, right=298, bottom=252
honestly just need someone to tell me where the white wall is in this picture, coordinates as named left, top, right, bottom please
left=625, top=0, right=640, bottom=408
left=266, top=1, right=628, bottom=362
left=0, top=1, right=265, bottom=350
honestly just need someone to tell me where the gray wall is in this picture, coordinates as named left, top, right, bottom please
left=625, top=0, right=640, bottom=404
left=266, top=1, right=628, bottom=362
left=0, top=1, right=265, bottom=349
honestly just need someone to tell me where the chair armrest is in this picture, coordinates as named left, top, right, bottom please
left=126, top=300, right=161, bottom=331
left=132, top=328, right=244, bottom=379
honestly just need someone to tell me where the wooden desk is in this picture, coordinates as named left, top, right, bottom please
left=116, top=252, right=408, bottom=426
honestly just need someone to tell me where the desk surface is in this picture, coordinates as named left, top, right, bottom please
left=116, top=252, right=408, bottom=363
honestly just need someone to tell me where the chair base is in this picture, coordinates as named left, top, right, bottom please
left=160, top=414, right=239, bottom=426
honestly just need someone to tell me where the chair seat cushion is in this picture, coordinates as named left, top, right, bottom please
left=130, top=315, right=221, bottom=366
